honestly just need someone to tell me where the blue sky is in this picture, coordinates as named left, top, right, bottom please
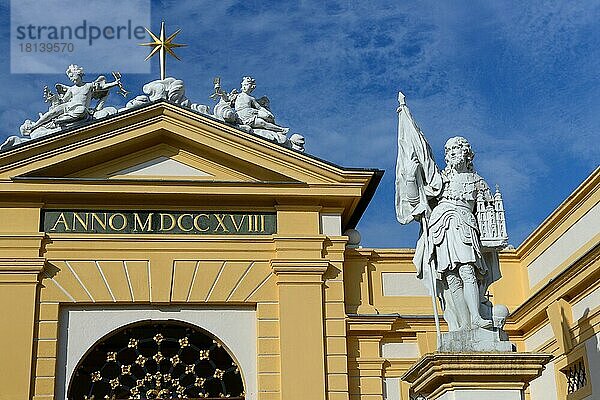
left=0, top=1, right=598, bottom=248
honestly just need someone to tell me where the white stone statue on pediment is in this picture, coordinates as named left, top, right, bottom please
left=210, top=76, right=305, bottom=152
left=23, top=65, right=122, bottom=134
left=233, top=77, right=290, bottom=135
left=1, top=69, right=305, bottom=153
left=122, top=77, right=210, bottom=115
left=1, top=65, right=124, bottom=150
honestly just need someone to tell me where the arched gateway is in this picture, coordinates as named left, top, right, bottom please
left=68, top=321, right=245, bottom=399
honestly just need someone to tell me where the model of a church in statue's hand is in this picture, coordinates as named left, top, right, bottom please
left=395, top=92, right=512, bottom=352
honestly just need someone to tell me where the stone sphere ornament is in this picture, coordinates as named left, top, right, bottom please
left=344, top=229, right=361, bottom=247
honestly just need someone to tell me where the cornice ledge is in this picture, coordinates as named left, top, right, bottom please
left=274, top=205, right=323, bottom=212
left=344, top=248, right=377, bottom=259
left=344, top=247, right=416, bottom=261
left=0, top=257, right=46, bottom=273
left=272, top=235, right=327, bottom=242
left=270, top=259, right=330, bottom=275
left=516, top=167, right=599, bottom=260
left=348, top=357, right=386, bottom=369
left=347, top=313, right=400, bottom=332
left=0, top=233, right=45, bottom=239
left=385, top=359, right=421, bottom=372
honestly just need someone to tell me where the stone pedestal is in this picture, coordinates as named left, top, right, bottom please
left=402, top=353, right=552, bottom=400
left=439, top=327, right=514, bottom=352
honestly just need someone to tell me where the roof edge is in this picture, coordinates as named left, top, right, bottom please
left=344, top=169, right=384, bottom=230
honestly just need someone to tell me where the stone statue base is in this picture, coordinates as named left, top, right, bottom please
left=439, top=327, right=514, bottom=352
left=402, top=353, right=552, bottom=400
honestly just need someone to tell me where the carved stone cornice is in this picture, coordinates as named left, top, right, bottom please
left=402, top=352, right=552, bottom=399
left=507, top=243, right=600, bottom=331
left=516, top=167, right=599, bottom=262
left=348, top=357, right=386, bottom=373
left=0, top=257, right=46, bottom=271
left=273, top=236, right=327, bottom=260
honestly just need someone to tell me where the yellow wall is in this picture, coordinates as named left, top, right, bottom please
left=0, top=205, right=353, bottom=400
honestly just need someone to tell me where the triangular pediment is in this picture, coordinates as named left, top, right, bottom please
left=0, top=103, right=313, bottom=183
left=67, top=143, right=259, bottom=182
left=0, top=102, right=381, bottom=228
left=0, top=102, right=365, bottom=184
left=112, top=157, right=211, bottom=177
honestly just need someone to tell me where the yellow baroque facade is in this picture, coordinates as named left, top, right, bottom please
left=0, top=101, right=597, bottom=400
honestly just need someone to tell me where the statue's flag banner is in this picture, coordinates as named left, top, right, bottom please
left=394, top=92, right=442, bottom=225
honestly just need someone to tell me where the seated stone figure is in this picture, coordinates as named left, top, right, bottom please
left=21, top=64, right=121, bottom=135
left=209, top=76, right=304, bottom=152
left=233, top=77, right=289, bottom=134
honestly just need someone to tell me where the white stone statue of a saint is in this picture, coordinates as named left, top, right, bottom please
left=407, top=137, right=500, bottom=329
left=21, top=64, right=122, bottom=135
left=395, top=93, right=509, bottom=350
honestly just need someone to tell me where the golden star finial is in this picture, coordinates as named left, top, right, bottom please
left=139, top=21, right=186, bottom=80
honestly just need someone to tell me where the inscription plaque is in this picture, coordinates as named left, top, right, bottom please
left=42, top=210, right=276, bottom=235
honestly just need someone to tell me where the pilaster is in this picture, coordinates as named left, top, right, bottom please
left=344, top=249, right=378, bottom=314
left=272, top=259, right=329, bottom=400
left=547, top=298, right=574, bottom=354
left=0, top=257, right=46, bottom=400
left=348, top=335, right=386, bottom=400
left=347, top=315, right=397, bottom=400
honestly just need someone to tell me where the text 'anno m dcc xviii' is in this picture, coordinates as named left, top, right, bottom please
left=42, top=210, right=276, bottom=234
